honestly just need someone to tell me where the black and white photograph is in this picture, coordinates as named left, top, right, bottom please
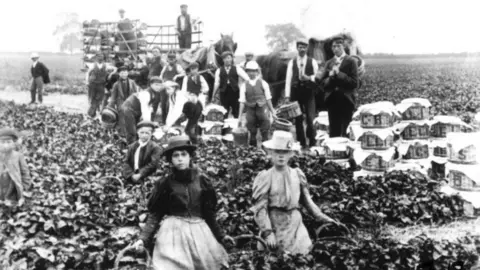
left=0, top=0, right=480, bottom=269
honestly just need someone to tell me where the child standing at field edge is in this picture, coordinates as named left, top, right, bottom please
left=0, top=128, right=31, bottom=206
left=251, top=130, right=341, bottom=255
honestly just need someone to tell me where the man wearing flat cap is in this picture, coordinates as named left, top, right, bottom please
left=29, top=52, right=50, bottom=104
left=284, top=38, right=319, bottom=149
left=122, top=121, right=161, bottom=184
left=212, top=51, right=250, bottom=118
left=87, top=54, right=109, bottom=118
left=181, top=61, right=208, bottom=108
left=120, top=76, right=171, bottom=144
left=108, top=66, right=139, bottom=133
left=148, top=47, right=165, bottom=79
left=176, top=4, right=199, bottom=49
left=239, top=51, right=255, bottom=70
left=160, top=52, right=185, bottom=124
left=0, top=128, right=31, bottom=204
left=318, top=35, right=359, bottom=138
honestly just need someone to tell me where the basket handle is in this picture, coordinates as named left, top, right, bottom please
left=114, top=244, right=152, bottom=270
left=98, top=176, right=126, bottom=198
left=233, top=234, right=268, bottom=250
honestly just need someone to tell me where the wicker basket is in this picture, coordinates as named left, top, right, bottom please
left=361, top=154, right=395, bottom=172
left=401, top=105, right=430, bottom=121
left=447, top=144, right=476, bottom=164
left=360, top=132, right=394, bottom=150
left=401, top=123, right=430, bottom=140
left=205, top=110, right=225, bottom=122
left=360, top=113, right=395, bottom=128
left=403, top=143, right=430, bottom=160
left=276, top=101, right=302, bottom=120
left=431, top=123, right=464, bottom=138
left=448, top=170, right=480, bottom=192
left=114, top=245, right=152, bottom=270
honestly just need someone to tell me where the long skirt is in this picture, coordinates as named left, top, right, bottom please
left=152, top=216, right=229, bottom=270
left=258, top=209, right=313, bottom=255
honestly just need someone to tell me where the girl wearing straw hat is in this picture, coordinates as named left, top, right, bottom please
left=133, top=135, right=234, bottom=269
left=251, top=130, right=341, bottom=254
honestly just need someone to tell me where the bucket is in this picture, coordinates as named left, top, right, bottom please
left=232, top=127, right=249, bottom=146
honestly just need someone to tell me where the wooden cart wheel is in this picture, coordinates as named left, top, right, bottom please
left=114, top=244, right=152, bottom=270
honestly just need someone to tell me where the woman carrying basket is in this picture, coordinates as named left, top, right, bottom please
left=251, top=130, right=341, bottom=254
left=132, top=135, right=234, bottom=269
left=237, top=61, right=276, bottom=147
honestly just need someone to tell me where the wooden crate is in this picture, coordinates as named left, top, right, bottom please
left=448, top=170, right=479, bottom=192
left=447, top=144, right=476, bottom=164
left=401, top=123, right=430, bottom=140
left=430, top=123, right=463, bottom=138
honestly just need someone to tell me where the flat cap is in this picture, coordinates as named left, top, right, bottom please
left=180, top=4, right=188, bottom=8
left=149, top=76, right=163, bottom=84
left=331, top=35, right=345, bottom=43
left=119, top=8, right=125, bottom=13
left=221, top=51, right=233, bottom=59
left=188, top=61, right=199, bottom=69
left=117, top=66, right=128, bottom=72
left=167, top=52, right=177, bottom=59
left=245, top=61, right=260, bottom=71
left=245, top=51, right=254, bottom=56
left=137, top=121, right=157, bottom=130
left=0, top=128, right=19, bottom=140
left=296, top=38, right=308, bottom=46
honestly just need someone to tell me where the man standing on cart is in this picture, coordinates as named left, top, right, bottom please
left=176, top=4, right=199, bottom=49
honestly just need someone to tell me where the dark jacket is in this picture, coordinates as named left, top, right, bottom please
left=31, top=62, right=50, bottom=84
left=122, top=140, right=161, bottom=181
left=318, top=55, right=359, bottom=107
left=148, top=57, right=163, bottom=78
left=108, top=78, right=138, bottom=109
left=135, top=66, right=150, bottom=89
left=140, top=167, right=224, bottom=249
left=176, top=14, right=192, bottom=34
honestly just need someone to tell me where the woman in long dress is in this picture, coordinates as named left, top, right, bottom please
left=133, top=135, right=234, bottom=269
left=251, top=130, right=341, bottom=254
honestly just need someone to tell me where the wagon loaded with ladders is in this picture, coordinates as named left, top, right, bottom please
left=81, top=18, right=205, bottom=71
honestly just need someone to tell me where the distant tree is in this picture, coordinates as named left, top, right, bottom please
left=265, top=23, right=306, bottom=51
left=53, top=13, right=82, bottom=54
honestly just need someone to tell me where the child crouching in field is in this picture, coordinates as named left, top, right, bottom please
left=164, top=91, right=203, bottom=145
left=0, top=128, right=31, bottom=206
left=133, top=135, right=234, bottom=269
left=250, top=130, right=341, bottom=255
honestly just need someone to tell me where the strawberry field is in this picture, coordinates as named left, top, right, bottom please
left=1, top=57, right=480, bottom=269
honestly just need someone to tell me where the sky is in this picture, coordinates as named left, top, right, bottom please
left=1, top=0, right=479, bottom=54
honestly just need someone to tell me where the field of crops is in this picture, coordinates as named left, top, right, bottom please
left=1, top=55, right=480, bottom=269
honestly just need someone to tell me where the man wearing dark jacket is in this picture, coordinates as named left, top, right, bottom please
left=318, top=36, right=359, bottom=138
left=284, top=38, right=319, bottom=148
left=148, top=47, right=164, bottom=79
left=29, top=53, right=50, bottom=104
left=122, top=121, right=161, bottom=184
left=176, top=4, right=198, bottom=49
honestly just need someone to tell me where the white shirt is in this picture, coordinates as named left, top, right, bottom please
left=32, top=61, right=38, bottom=68
left=178, top=15, right=198, bottom=31
left=239, top=77, right=272, bottom=103
left=160, top=64, right=185, bottom=81
left=284, top=56, right=319, bottom=98
left=134, top=140, right=149, bottom=171
left=334, top=52, right=347, bottom=66
left=213, top=65, right=250, bottom=91
left=166, top=91, right=188, bottom=127
left=137, top=90, right=154, bottom=122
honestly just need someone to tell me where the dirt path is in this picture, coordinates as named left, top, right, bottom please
left=0, top=89, right=88, bottom=114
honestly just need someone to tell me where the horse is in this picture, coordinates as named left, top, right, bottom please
left=256, top=33, right=365, bottom=110
left=175, top=33, right=237, bottom=101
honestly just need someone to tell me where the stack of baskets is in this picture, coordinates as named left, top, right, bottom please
left=440, top=132, right=480, bottom=215
left=428, top=115, right=472, bottom=180
left=350, top=102, right=399, bottom=178
left=271, top=101, right=301, bottom=136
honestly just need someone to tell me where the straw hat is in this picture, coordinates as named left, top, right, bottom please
left=263, top=130, right=297, bottom=151
left=162, top=135, right=197, bottom=157
left=0, top=128, right=19, bottom=140
left=30, top=52, right=40, bottom=59
left=245, top=61, right=260, bottom=71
